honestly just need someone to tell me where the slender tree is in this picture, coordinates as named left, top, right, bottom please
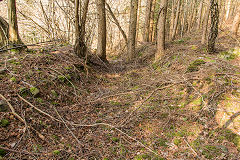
left=0, top=16, right=8, bottom=47
left=231, top=8, right=240, bottom=36
left=143, top=0, right=152, bottom=42
left=207, top=0, right=219, bottom=53
left=197, top=0, right=203, bottom=29
left=155, top=0, right=168, bottom=62
left=171, top=0, right=181, bottom=40
left=127, top=0, right=138, bottom=61
left=201, top=0, right=210, bottom=44
left=74, top=0, right=89, bottom=58
left=8, top=0, right=23, bottom=45
left=96, top=0, right=107, bottom=62
left=106, top=3, right=127, bottom=45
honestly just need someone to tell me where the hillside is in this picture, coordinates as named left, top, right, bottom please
left=1, top=32, right=240, bottom=159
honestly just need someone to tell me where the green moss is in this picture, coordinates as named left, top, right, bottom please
left=19, top=87, right=30, bottom=96
left=156, top=138, right=168, bottom=147
left=0, top=147, right=6, bottom=157
left=0, top=119, right=10, bottom=127
left=30, top=87, right=40, bottom=96
left=218, top=48, right=240, bottom=60
left=189, top=97, right=202, bottom=111
left=112, top=137, right=119, bottom=142
left=173, top=139, right=181, bottom=146
left=10, top=77, right=16, bottom=82
left=64, top=66, right=72, bottom=70
left=110, top=101, right=121, bottom=106
left=174, top=39, right=185, bottom=44
left=191, top=45, right=197, bottom=50
left=160, top=113, right=169, bottom=118
left=192, top=138, right=201, bottom=148
left=202, top=145, right=222, bottom=159
left=36, top=98, right=43, bottom=103
left=186, top=59, right=206, bottom=73
left=134, top=154, right=151, bottom=160
left=51, top=90, right=58, bottom=97
left=233, top=136, right=240, bottom=150
left=53, top=150, right=60, bottom=155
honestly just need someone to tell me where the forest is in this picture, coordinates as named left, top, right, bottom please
left=0, top=0, right=240, bottom=159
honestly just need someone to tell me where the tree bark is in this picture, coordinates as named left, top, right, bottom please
left=8, top=0, right=23, bottom=45
left=127, top=0, right=138, bottom=61
left=231, top=8, right=240, bottom=36
left=143, top=0, right=152, bottom=42
left=171, top=0, right=181, bottom=40
left=96, top=0, right=107, bottom=62
left=201, top=0, right=210, bottom=44
left=225, top=0, right=231, bottom=21
left=149, top=0, right=156, bottom=42
left=155, top=0, right=168, bottom=62
left=0, top=16, right=9, bottom=47
left=197, top=0, right=203, bottom=30
left=207, top=0, right=219, bottom=53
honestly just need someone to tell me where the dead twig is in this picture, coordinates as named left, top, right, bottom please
left=47, top=67, right=78, bottom=96
left=70, top=122, right=164, bottom=157
left=0, top=94, right=45, bottom=140
left=0, top=94, right=25, bottom=124
left=53, top=107, right=83, bottom=146
left=18, top=94, right=61, bottom=123
left=183, top=138, right=201, bottom=159
left=0, top=146, right=43, bottom=156
left=17, top=95, right=163, bottom=158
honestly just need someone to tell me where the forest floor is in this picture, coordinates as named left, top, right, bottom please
left=0, top=32, right=240, bottom=160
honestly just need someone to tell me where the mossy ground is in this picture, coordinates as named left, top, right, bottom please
left=0, top=33, right=240, bottom=159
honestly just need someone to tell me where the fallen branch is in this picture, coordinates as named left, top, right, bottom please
left=18, top=94, right=61, bottom=123
left=0, top=146, right=42, bottom=156
left=53, top=107, right=83, bottom=146
left=183, top=138, right=200, bottom=159
left=0, top=94, right=45, bottom=140
left=17, top=95, right=163, bottom=157
left=0, top=94, right=25, bottom=123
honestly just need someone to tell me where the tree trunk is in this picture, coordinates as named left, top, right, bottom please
left=74, top=0, right=90, bottom=58
left=207, top=0, right=219, bottom=53
left=225, top=0, right=231, bottom=21
left=0, top=16, right=9, bottom=47
left=127, top=0, right=138, bottom=61
left=197, top=0, right=203, bottom=30
left=171, top=0, right=181, bottom=40
left=201, top=0, right=210, bottom=44
left=8, top=0, right=23, bottom=45
left=149, top=0, right=156, bottom=42
left=155, top=0, right=168, bottom=62
left=143, top=0, right=152, bottom=42
left=106, top=3, right=127, bottom=45
left=231, top=8, right=240, bottom=36
left=169, top=0, right=175, bottom=39
left=96, top=0, right=107, bottom=62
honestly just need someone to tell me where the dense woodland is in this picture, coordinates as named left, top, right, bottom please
left=0, top=0, right=240, bottom=159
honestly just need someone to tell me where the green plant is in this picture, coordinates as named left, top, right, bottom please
left=53, top=150, right=60, bottom=155
left=0, top=119, right=10, bottom=127
left=10, top=77, right=16, bottom=82
left=186, top=59, right=206, bottom=73
left=112, top=137, right=119, bottom=142
left=30, top=87, right=40, bottom=96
